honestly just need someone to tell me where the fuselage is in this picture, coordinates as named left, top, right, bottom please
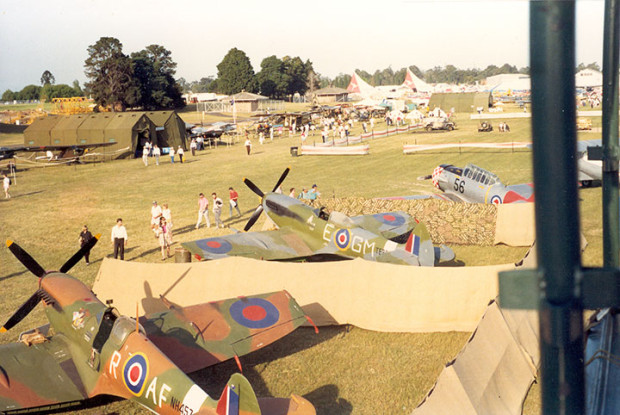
left=262, top=193, right=426, bottom=265
left=432, top=163, right=534, bottom=204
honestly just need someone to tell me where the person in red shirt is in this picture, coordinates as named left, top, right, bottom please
left=229, top=187, right=241, bottom=218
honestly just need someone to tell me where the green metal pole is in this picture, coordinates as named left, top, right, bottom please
left=602, top=0, right=620, bottom=268
left=530, top=2, right=584, bottom=414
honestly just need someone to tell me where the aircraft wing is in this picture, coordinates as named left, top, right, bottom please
left=140, top=291, right=308, bottom=374
left=349, top=211, right=420, bottom=240
left=0, top=334, right=91, bottom=412
left=22, top=142, right=116, bottom=152
left=182, top=228, right=318, bottom=261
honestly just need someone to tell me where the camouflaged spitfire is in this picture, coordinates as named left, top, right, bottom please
left=0, top=239, right=315, bottom=415
left=183, top=169, right=454, bottom=267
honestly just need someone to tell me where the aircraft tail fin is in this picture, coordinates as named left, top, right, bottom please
left=405, top=221, right=435, bottom=267
left=216, top=373, right=261, bottom=415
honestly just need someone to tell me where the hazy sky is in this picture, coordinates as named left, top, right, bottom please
left=0, top=0, right=605, bottom=93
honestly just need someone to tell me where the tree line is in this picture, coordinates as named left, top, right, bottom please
left=2, top=70, right=84, bottom=102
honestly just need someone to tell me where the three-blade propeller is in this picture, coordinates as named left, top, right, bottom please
left=1, top=235, right=100, bottom=333
left=243, top=167, right=290, bottom=231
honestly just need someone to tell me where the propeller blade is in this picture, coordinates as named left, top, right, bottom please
left=6, top=240, right=46, bottom=278
left=417, top=174, right=433, bottom=180
left=0, top=291, right=41, bottom=333
left=59, top=233, right=101, bottom=273
left=244, top=178, right=264, bottom=198
left=271, top=167, right=290, bottom=193
left=244, top=205, right=264, bottom=232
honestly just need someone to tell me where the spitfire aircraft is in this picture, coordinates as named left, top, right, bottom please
left=183, top=169, right=454, bottom=266
left=0, top=238, right=314, bottom=414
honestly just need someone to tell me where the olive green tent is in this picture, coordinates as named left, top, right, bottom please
left=76, top=113, right=115, bottom=145
left=103, top=112, right=157, bottom=159
left=428, top=92, right=493, bottom=113
left=50, top=115, right=88, bottom=145
left=144, top=111, right=187, bottom=150
left=23, top=115, right=61, bottom=146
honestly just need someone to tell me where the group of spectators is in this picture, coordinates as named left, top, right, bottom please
left=289, top=184, right=321, bottom=205
left=141, top=142, right=186, bottom=166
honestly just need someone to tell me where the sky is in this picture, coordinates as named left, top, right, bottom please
left=0, top=0, right=606, bottom=93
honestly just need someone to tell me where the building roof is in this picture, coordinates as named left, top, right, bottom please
left=313, top=87, right=349, bottom=96
left=224, top=91, right=269, bottom=102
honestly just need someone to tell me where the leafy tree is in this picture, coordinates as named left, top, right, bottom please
left=256, top=56, right=290, bottom=99
left=72, top=80, right=83, bottom=96
left=128, top=44, right=184, bottom=110
left=576, top=62, right=601, bottom=72
left=177, top=77, right=189, bottom=93
left=40, top=70, right=55, bottom=86
left=214, top=48, right=256, bottom=95
left=17, top=85, right=41, bottom=101
left=332, top=73, right=351, bottom=89
left=84, top=37, right=133, bottom=111
left=2, top=90, right=16, bottom=101
left=282, top=56, right=312, bottom=96
left=190, top=77, right=215, bottom=93
left=41, top=84, right=80, bottom=101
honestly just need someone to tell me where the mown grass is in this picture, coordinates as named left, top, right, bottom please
left=0, top=104, right=604, bottom=414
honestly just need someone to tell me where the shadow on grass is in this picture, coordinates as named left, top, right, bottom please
left=0, top=190, right=44, bottom=200
left=0, top=268, right=29, bottom=282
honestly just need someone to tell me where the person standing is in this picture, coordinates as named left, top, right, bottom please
left=289, top=187, right=296, bottom=198
left=111, top=218, right=128, bottom=260
left=151, top=201, right=162, bottom=228
left=177, top=145, right=184, bottom=163
left=152, top=145, right=161, bottom=165
left=142, top=144, right=149, bottom=166
left=229, top=187, right=241, bottom=218
left=162, top=203, right=173, bottom=242
left=245, top=137, right=252, bottom=155
left=212, top=192, right=224, bottom=228
left=169, top=147, right=175, bottom=163
left=79, top=225, right=94, bottom=265
left=154, top=217, right=172, bottom=260
left=195, top=193, right=210, bottom=229
left=190, top=139, right=197, bottom=156
left=2, top=174, right=10, bottom=199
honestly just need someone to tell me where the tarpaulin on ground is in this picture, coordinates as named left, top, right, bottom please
left=412, top=301, right=539, bottom=415
left=494, top=203, right=536, bottom=246
left=93, top=257, right=512, bottom=333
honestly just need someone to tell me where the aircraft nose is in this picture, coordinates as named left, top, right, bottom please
left=431, top=166, right=444, bottom=189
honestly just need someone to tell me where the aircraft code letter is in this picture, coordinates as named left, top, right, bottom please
left=109, top=351, right=121, bottom=379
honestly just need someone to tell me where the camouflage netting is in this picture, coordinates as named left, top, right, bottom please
left=315, top=197, right=498, bottom=246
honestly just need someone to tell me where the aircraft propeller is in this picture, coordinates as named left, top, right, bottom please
left=1, top=235, right=100, bottom=333
left=243, top=167, right=290, bottom=232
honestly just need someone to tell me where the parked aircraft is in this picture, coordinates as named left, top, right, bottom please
left=0, top=238, right=314, bottom=414
left=0, top=142, right=116, bottom=162
left=183, top=169, right=454, bottom=266
left=415, top=163, right=534, bottom=204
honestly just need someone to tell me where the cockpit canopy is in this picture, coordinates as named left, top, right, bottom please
left=462, top=164, right=501, bottom=186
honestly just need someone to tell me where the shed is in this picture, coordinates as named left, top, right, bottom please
left=224, top=91, right=268, bottom=112
left=50, top=115, right=87, bottom=145
left=311, top=87, right=349, bottom=103
left=23, top=115, right=61, bottom=146
left=428, top=92, right=493, bottom=113
left=77, top=113, right=115, bottom=145
left=103, top=112, right=157, bottom=159
left=144, top=111, right=187, bottom=150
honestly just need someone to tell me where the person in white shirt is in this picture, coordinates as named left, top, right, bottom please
left=177, top=146, right=185, bottom=163
left=212, top=193, right=224, bottom=228
left=169, top=147, right=175, bottom=163
left=111, top=218, right=128, bottom=260
left=162, top=203, right=173, bottom=241
left=152, top=145, right=161, bottom=165
left=3, top=174, right=10, bottom=199
left=151, top=201, right=162, bottom=227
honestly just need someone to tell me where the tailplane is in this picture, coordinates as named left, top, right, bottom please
left=405, top=221, right=435, bottom=267
left=216, top=373, right=261, bottom=415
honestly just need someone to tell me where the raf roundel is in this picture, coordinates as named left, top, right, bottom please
left=123, top=353, right=149, bottom=396
left=490, top=195, right=503, bottom=205
left=230, top=298, right=280, bottom=329
left=334, top=228, right=351, bottom=250
left=372, top=213, right=406, bottom=227
left=196, top=238, right=233, bottom=255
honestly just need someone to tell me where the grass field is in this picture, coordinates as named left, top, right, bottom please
left=0, top=104, right=604, bottom=414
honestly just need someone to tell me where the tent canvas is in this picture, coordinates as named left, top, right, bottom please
left=144, top=111, right=187, bottom=150
left=428, top=92, right=492, bottom=113
left=103, top=112, right=157, bottom=158
left=76, top=113, right=115, bottom=145
left=50, top=115, right=88, bottom=145
left=403, top=68, right=433, bottom=93
left=23, top=115, right=61, bottom=146
left=346, top=72, right=385, bottom=100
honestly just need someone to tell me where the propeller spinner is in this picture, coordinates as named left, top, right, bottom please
left=242, top=167, right=290, bottom=231
left=1, top=235, right=100, bottom=333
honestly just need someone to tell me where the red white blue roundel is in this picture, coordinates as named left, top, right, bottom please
left=490, top=195, right=503, bottom=205
left=196, top=238, right=233, bottom=254
left=123, top=353, right=149, bottom=396
left=230, top=298, right=280, bottom=329
left=372, top=213, right=406, bottom=227
left=334, top=229, right=351, bottom=250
